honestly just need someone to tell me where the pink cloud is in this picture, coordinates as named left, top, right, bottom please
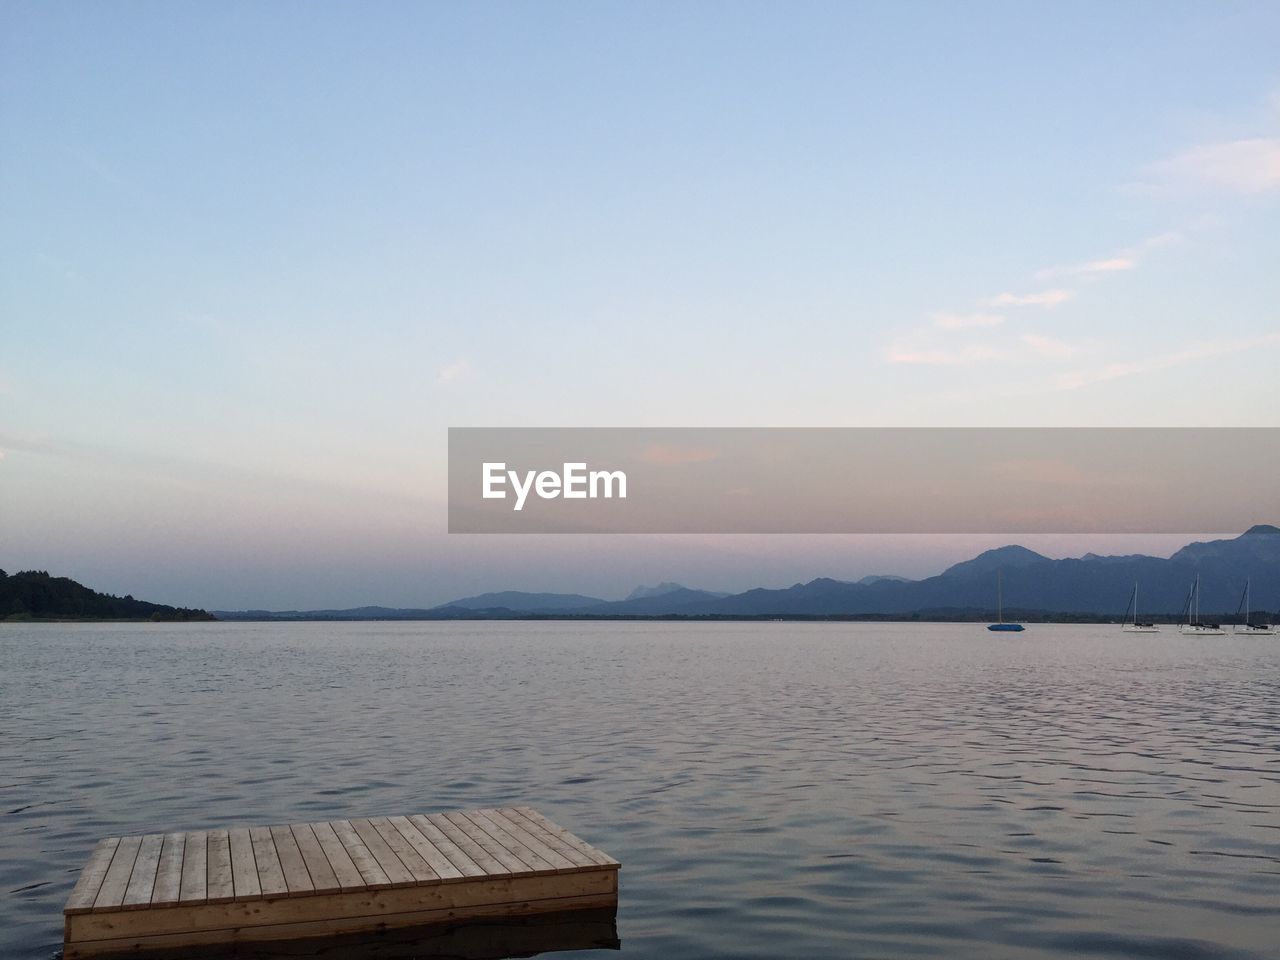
left=1055, top=333, right=1280, bottom=390
left=884, top=344, right=1008, bottom=365
left=932, top=311, right=1005, bottom=329
left=638, top=444, right=719, bottom=465
left=987, top=288, right=1075, bottom=308
left=1147, top=137, right=1280, bottom=193
left=1020, top=334, right=1079, bottom=360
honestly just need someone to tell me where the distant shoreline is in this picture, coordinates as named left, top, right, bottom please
left=8, top=610, right=1269, bottom=626
left=7, top=612, right=1264, bottom=626
left=1, top=617, right=222, bottom=624
left=8, top=525, right=1276, bottom=626
left=205, top=611, right=1252, bottom=625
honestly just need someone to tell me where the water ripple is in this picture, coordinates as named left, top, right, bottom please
left=1, top=621, right=1277, bottom=959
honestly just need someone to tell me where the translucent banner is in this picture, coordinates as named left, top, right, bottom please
left=448, top=428, right=1280, bottom=533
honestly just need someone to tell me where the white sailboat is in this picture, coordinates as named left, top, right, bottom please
left=1180, top=575, right=1224, bottom=636
left=1122, top=582, right=1159, bottom=633
left=1233, top=579, right=1276, bottom=636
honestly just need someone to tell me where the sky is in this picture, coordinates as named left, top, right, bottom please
left=2, top=2, right=1278, bottom=609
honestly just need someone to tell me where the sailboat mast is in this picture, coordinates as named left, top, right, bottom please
left=997, top=569, right=1003, bottom=623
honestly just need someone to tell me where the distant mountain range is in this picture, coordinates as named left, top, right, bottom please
left=213, top=526, right=1280, bottom=622
left=625, top=581, right=731, bottom=601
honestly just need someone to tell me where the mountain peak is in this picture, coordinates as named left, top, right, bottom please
left=1241, top=524, right=1280, bottom=537
left=942, top=544, right=1051, bottom=579
left=1170, top=525, right=1280, bottom=565
left=625, top=582, right=690, bottom=601
left=434, top=590, right=605, bottom=612
left=857, top=574, right=913, bottom=586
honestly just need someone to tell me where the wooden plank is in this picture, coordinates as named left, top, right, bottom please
left=178, top=831, right=206, bottom=904
left=290, top=823, right=341, bottom=894
left=511, top=806, right=619, bottom=866
left=441, top=811, right=537, bottom=874
left=205, top=830, right=235, bottom=904
left=424, top=813, right=514, bottom=877
left=481, top=814, right=581, bottom=870
left=227, top=828, right=261, bottom=901
left=329, top=820, right=392, bottom=890
left=496, top=808, right=596, bottom=868
left=389, top=815, right=464, bottom=881
left=349, top=818, right=416, bottom=887
left=67, top=869, right=618, bottom=943
left=92, top=834, right=142, bottom=912
left=269, top=824, right=315, bottom=897
left=65, top=838, right=121, bottom=915
left=407, top=814, right=486, bottom=878
left=368, top=816, right=439, bottom=884
left=309, top=821, right=366, bottom=892
left=150, top=834, right=185, bottom=907
left=121, top=834, right=164, bottom=910
left=479, top=809, right=580, bottom=872
left=249, top=827, right=288, bottom=898
left=463, top=810, right=561, bottom=873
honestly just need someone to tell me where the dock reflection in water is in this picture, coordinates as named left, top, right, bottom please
left=94, top=909, right=620, bottom=960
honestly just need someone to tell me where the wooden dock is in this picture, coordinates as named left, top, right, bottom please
left=63, top=807, right=620, bottom=958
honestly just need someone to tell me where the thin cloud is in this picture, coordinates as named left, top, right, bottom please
left=886, top=329, right=1085, bottom=367
left=1033, top=230, right=1183, bottom=281
left=0, top=433, right=63, bottom=458
left=1076, top=257, right=1135, bottom=274
left=1055, top=332, right=1280, bottom=391
left=1035, top=257, right=1135, bottom=280
left=932, top=311, right=1004, bottom=330
left=1143, top=137, right=1280, bottom=194
left=1137, top=230, right=1183, bottom=251
left=892, top=224, right=1181, bottom=368
left=984, top=458, right=1142, bottom=488
left=437, top=358, right=470, bottom=384
left=1021, top=334, right=1079, bottom=360
left=0, top=431, right=434, bottom=508
left=987, top=289, right=1074, bottom=308
left=638, top=444, right=719, bottom=466
left=884, top=343, right=1008, bottom=366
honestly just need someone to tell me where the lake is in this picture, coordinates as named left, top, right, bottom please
left=2, top=621, right=1277, bottom=959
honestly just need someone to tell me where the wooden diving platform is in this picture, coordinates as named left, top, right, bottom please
left=63, top=807, right=620, bottom=959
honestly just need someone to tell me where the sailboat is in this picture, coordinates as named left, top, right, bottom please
left=988, top=569, right=1025, bottom=632
left=1179, top=575, right=1224, bottom=636
left=1121, top=582, right=1159, bottom=633
left=1233, top=579, right=1276, bottom=636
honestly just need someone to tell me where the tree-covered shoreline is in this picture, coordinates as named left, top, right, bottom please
left=0, top=570, right=216, bottom=621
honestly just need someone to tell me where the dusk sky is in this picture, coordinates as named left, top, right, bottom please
left=2, top=2, right=1278, bottom=609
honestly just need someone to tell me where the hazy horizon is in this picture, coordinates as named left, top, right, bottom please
left=3, top=3, right=1278, bottom=610
left=0, top=531, right=1250, bottom=611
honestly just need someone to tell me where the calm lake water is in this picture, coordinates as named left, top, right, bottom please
left=2, top=621, right=1278, bottom=959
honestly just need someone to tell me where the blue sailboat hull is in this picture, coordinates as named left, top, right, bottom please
left=987, top=623, right=1025, bottom=632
